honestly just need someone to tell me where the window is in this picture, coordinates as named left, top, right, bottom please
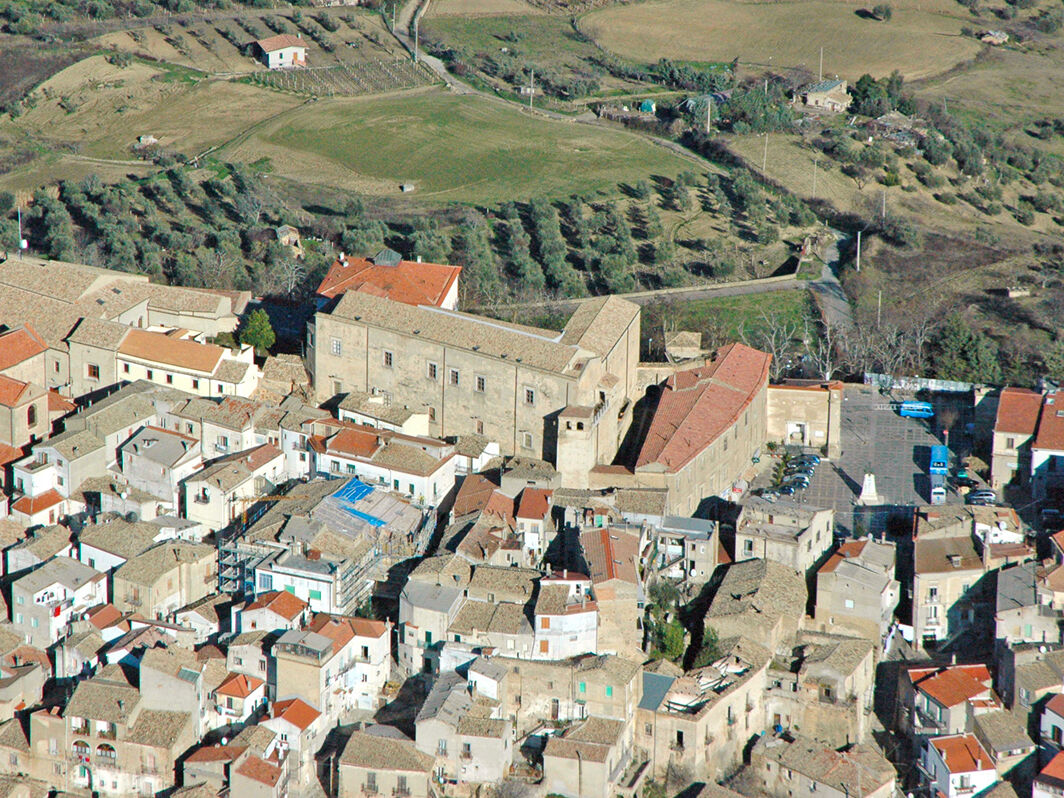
left=578, top=682, right=586, bottom=693
left=192, top=379, right=199, bottom=390
left=427, top=362, right=438, bottom=380
left=165, top=373, right=173, bottom=385
left=438, top=739, right=447, bottom=755
left=541, top=617, right=550, bottom=629
left=645, top=723, right=653, bottom=736
left=397, top=775, right=409, bottom=795
left=475, top=375, right=485, bottom=392
left=217, top=436, right=228, bottom=449
left=450, top=369, right=460, bottom=386
left=428, top=407, right=436, bottom=422
left=605, top=685, right=613, bottom=697
left=743, top=539, right=754, bottom=556
left=540, top=640, right=549, bottom=654
left=309, top=589, right=322, bottom=601
left=26, top=405, right=35, bottom=427
left=844, top=598, right=854, bottom=609
left=259, top=573, right=273, bottom=591
left=53, top=360, right=59, bottom=374
left=475, top=419, right=484, bottom=435
left=366, top=772, right=377, bottom=792
left=1007, top=437, right=1016, bottom=450
left=284, top=586, right=295, bottom=595
left=928, top=586, right=939, bottom=601
left=331, top=338, right=342, bottom=356
left=525, top=387, right=536, bottom=405
left=15, top=596, right=22, bottom=605
left=31, top=617, right=38, bottom=628
left=87, top=364, right=100, bottom=380
left=522, top=431, right=534, bottom=450
left=383, top=350, right=394, bottom=368
left=409, top=483, right=415, bottom=494
left=122, top=363, right=130, bottom=374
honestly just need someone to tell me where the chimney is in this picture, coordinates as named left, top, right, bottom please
left=416, top=256, right=422, bottom=263
left=563, top=568, right=567, bottom=579
left=951, top=652, right=957, bottom=665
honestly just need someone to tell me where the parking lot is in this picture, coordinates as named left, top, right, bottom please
left=760, top=386, right=975, bottom=535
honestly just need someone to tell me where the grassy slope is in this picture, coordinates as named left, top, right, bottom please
left=583, top=0, right=981, bottom=80
left=231, top=88, right=695, bottom=203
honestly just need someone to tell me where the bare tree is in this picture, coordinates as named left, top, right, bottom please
left=742, top=311, right=801, bottom=381
left=804, top=319, right=845, bottom=380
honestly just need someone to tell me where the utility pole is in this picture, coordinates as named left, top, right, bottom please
left=706, top=98, right=712, bottom=134
left=529, top=69, right=534, bottom=111
left=881, top=190, right=886, bottom=220
left=391, top=3, right=396, bottom=31
left=877, top=289, right=882, bottom=327
left=17, top=207, right=24, bottom=261
left=819, top=47, right=823, bottom=81
left=762, top=134, right=769, bottom=174
left=414, top=16, right=419, bottom=63
left=856, top=229, right=862, bottom=272
left=812, top=158, right=818, bottom=198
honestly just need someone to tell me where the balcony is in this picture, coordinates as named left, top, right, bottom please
left=670, top=741, right=685, bottom=753
left=71, top=723, right=89, bottom=736
left=362, top=786, right=379, bottom=796
left=193, top=494, right=210, bottom=504
left=97, top=726, right=117, bottom=740
left=393, top=788, right=411, bottom=797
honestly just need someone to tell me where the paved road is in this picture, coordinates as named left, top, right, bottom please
left=467, top=276, right=803, bottom=315
left=809, top=229, right=854, bottom=329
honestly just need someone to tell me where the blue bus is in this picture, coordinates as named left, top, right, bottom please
left=899, top=400, right=934, bottom=419
left=929, top=444, right=949, bottom=476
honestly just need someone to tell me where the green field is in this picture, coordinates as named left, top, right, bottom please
left=226, top=89, right=695, bottom=203
left=640, top=289, right=818, bottom=344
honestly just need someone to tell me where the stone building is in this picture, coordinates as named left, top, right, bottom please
left=750, top=732, right=895, bottom=798
left=765, top=380, right=843, bottom=458
left=306, top=291, right=640, bottom=478
left=734, top=497, right=833, bottom=576
left=813, top=538, right=899, bottom=642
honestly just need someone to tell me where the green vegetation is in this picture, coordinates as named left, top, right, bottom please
left=243, top=91, right=692, bottom=204
left=240, top=308, right=276, bottom=355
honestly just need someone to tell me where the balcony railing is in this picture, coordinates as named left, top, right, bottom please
left=362, top=785, right=379, bottom=796
left=97, top=727, right=117, bottom=740
left=193, top=494, right=210, bottom=504
left=670, top=742, right=685, bottom=752
left=71, top=724, right=89, bottom=736
left=393, top=788, right=411, bottom=797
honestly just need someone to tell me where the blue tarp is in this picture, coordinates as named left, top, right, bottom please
left=331, top=478, right=386, bottom=527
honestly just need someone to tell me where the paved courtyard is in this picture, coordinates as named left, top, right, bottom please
left=766, top=386, right=975, bottom=535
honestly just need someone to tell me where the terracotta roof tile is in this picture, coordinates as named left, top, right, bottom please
left=185, top=744, right=245, bottom=763
left=1040, top=752, right=1064, bottom=787
left=12, top=489, right=64, bottom=516
left=929, top=734, right=994, bottom=773
left=996, top=387, right=1043, bottom=436
left=452, top=473, right=500, bottom=518
left=0, top=325, right=46, bottom=370
left=245, top=590, right=308, bottom=622
left=235, top=754, right=282, bottom=787
left=256, top=34, right=306, bottom=53
left=516, top=488, right=552, bottom=520
left=908, top=664, right=992, bottom=708
left=118, top=329, right=224, bottom=374
left=636, top=343, right=770, bottom=472
left=317, top=254, right=461, bottom=307
left=1036, top=394, right=1064, bottom=451
left=269, top=698, right=320, bottom=731
left=215, top=671, right=264, bottom=698
left=579, top=527, right=639, bottom=585
left=818, top=540, right=869, bottom=574
left=0, top=375, right=32, bottom=407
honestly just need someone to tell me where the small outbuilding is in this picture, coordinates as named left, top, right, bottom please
left=255, top=34, right=307, bottom=69
left=799, top=78, right=851, bottom=113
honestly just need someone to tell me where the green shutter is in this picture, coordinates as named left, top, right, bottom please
left=606, top=685, right=613, bottom=697
left=579, top=682, right=586, bottom=693
left=309, top=589, right=322, bottom=601
left=284, top=586, right=295, bottom=594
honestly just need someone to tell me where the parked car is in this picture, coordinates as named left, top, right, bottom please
left=759, top=489, right=781, bottom=500
left=783, top=475, right=810, bottom=488
left=779, top=484, right=797, bottom=495
left=785, top=465, right=815, bottom=477
left=792, top=454, right=821, bottom=465
left=966, top=489, right=997, bottom=506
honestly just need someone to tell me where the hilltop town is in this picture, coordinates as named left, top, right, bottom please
left=0, top=245, right=1055, bottom=798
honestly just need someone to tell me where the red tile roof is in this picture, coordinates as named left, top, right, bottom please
left=929, top=734, right=993, bottom=773
left=269, top=698, right=321, bottom=731
left=327, top=427, right=381, bottom=459
left=47, top=390, right=76, bottom=414
left=1040, top=752, right=1064, bottom=788
left=635, top=343, right=771, bottom=472
left=236, top=754, right=283, bottom=787
left=256, top=34, right=306, bottom=53
left=119, top=329, right=225, bottom=374
left=0, top=375, right=31, bottom=407
left=1046, top=693, right=1064, bottom=718
left=307, top=613, right=389, bottom=649
left=996, top=387, right=1043, bottom=436
left=216, top=671, right=264, bottom=698
left=0, top=443, right=23, bottom=467
left=1052, top=531, right=1064, bottom=554
left=516, top=488, right=552, bottom=520
left=452, top=473, right=500, bottom=518
left=908, top=664, right=992, bottom=708
left=86, top=604, right=123, bottom=630
left=12, top=489, right=63, bottom=517
left=819, top=540, right=869, bottom=574
left=316, top=253, right=461, bottom=307
left=579, top=527, right=640, bottom=585
left=1036, top=394, right=1064, bottom=451
left=0, top=325, right=46, bottom=371
left=246, top=590, right=309, bottom=621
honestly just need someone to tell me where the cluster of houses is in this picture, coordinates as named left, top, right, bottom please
left=0, top=245, right=1062, bottom=798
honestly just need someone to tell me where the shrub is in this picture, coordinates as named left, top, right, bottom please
left=872, top=3, right=893, bottom=20
left=1015, top=201, right=1036, bottom=226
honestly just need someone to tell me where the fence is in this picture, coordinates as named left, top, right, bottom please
left=863, top=372, right=975, bottom=394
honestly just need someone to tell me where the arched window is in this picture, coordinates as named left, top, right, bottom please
left=96, top=743, right=116, bottom=762
left=72, top=740, right=89, bottom=760
left=26, top=404, right=35, bottom=427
